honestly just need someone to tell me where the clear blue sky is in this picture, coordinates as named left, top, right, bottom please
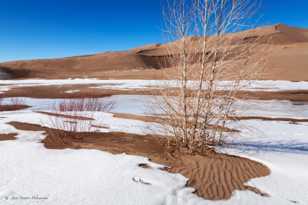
left=0, top=0, right=307, bottom=62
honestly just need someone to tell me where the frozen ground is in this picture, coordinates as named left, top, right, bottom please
left=225, top=119, right=308, bottom=152
left=0, top=110, right=163, bottom=136
left=3, top=96, right=308, bottom=152
left=3, top=95, right=308, bottom=119
left=105, top=95, right=308, bottom=119
left=1, top=81, right=308, bottom=204
left=0, top=134, right=202, bottom=205
left=1, top=108, right=307, bottom=205
left=2, top=79, right=308, bottom=93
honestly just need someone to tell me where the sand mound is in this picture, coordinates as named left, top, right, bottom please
left=8, top=121, right=270, bottom=200
left=169, top=154, right=269, bottom=200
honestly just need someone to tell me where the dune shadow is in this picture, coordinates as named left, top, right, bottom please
left=0, top=66, right=30, bottom=79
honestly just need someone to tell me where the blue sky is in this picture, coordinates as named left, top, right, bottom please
left=0, top=0, right=307, bottom=62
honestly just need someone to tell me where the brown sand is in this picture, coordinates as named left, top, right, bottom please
left=0, top=104, right=30, bottom=112
left=8, top=121, right=270, bottom=200
left=2, top=84, right=308, bottom=102
left=113, top=113, right=162, bottom=123
left=168, top=154, right=269, bottom=199
left=234, top=90, right=308, bottom=102
left=0, top=133, right=17, bottom=141
left=0, top=84, right=113, bottom=99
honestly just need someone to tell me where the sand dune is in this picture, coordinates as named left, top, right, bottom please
left=1, top=24, right=308, bottom=80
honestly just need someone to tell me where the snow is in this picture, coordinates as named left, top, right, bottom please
left=0, top=110, right=163, bottom=136
left=90, top=80, right=308, bottom=91
left=2, top=79, right=308, bottom=93
left=1, top=109, right=308, bottom=205
left=25, top=95, right=308, bottom=152
left=225, top=120, right=308, bottom=152
left=234, top=99, right=308, bottom=119
left=0, top=110, right=203, bottom=205
left=0, top=141, right=201, bottom=205
left=2, top=96, right=308, bottom=145
left=1, top=79, right=308, bottom=204
left=105, top=95, right=308, bottom=119
left=3, top=96, right=308, bottom=119
left=2, top=129, right=306, bottom=205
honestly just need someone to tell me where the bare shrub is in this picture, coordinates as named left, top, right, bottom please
left=158, top=0, right=267, bottom=154
left=57, top=98, right=113, bottom=112
left=44, top=98, right=114, bottom=144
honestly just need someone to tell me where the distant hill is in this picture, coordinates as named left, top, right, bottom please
left=1, top=24, right=308, bottom=81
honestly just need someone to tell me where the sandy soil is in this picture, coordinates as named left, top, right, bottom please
left=8, top=121, right=270, bottom=200
left=2, top=84, right=308, bottom=101
left=0, top=133, right=17, bottom=141
left=0, top=84, right=113, bottom=99
left=0, top=104, right=30, bottom=112
left=113, top=113, right=162, bottom=123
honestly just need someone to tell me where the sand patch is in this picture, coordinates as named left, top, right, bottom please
left=2, top=84, right=308, bottom=101
left=169, top=154, right=269, bottom=200
left=8, top=121, right=270, bottom=200
left=0, top=104, right=30, bottom=112
left=0, top=133, right=17, bottom=141
left=113, top=113, right=162, bottom=123
left=0, top=84, right=112, bottom=99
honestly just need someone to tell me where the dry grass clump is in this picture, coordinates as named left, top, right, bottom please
left=44, top=98, right=114, bottom=145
